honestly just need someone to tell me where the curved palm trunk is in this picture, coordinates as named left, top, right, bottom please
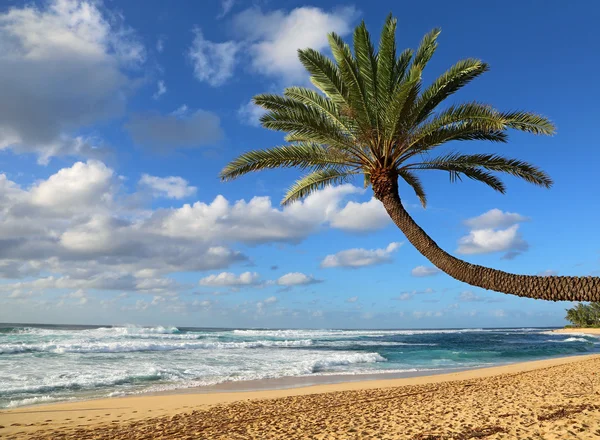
left=371, top=169, right=600, bottom=302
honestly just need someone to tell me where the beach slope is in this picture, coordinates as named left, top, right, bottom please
left=2, top=355, right=600, bottom=439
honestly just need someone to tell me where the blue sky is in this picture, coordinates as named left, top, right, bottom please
left=0, top=0, right=598, bottom=329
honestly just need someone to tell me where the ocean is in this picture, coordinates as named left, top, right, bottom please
left=1, top=324, right=599, bottom=409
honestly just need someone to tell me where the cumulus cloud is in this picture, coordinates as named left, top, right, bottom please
left=464, top=209, right=530, bottom=229
left=199, top=272, right=261, bottom=287
left=264, top=295, right=278, bottom=304
left=0, top=163, right=388, bottom=299
left=328, top=198, right=389, bottom=231
left=276, top=272, right=321, bottom=286
left=125, top=106, right=223, bottom=152
left=411, top=266, right=440, bottom=277
left=321, top=242, right=402, bottom=268
left=346, top=296, right=358, bottom=303
left=233, top=6, right=358, bottom=83
left=139, top=174, right=196, bottom=199
left=0, top=0, right=144, bottom=162
left=457, top=209, right=529, bottom=258
left=155, top=184, right=388, bottom=245
left=190, top=6, right=358, bottom=87
left=30, top=160, right=115, bottom=213
left=188, top=28, right=239, bottom=86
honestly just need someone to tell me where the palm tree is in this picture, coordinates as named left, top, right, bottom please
left=221, top=15, right=600, bottom=302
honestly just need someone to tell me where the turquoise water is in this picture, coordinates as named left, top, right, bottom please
left=1, top=324, right=599, bottom=408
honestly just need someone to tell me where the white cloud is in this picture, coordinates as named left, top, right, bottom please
left=412, top=310, right=443, bottom=319
left=188, top=28, right=239, bottom=87
left=237, top=100, right=267, bottom=127
left=125, top=106, right=223, bottom=152
left=328, top=198, right=389, bottom=231
left=457, top=225, right=528, bottom=257
left=276, top=272, right=320, bottom=286
left=156, top=36, right=165, bottom=53
left=30, top=160, right=115, bottom=212
left=233, top=6, right=358, bottom=84
left=393, top=288, right=435, bottom=301
left=457, top=209, right=529, bottom=259
left=458, top=290, right=504, bottom=303
left=321, top=242, right=402, bottom=268
left=464, top=209, right=530, bottom=229
left=346, top=296, right=358, bottom=303
left=411, top=266, right=440, bottom=277
left=199, top=272, right=261, bottom=287
left=139, top=174, right=196, bottom=200
left=538, top=269, right=558, bottom=277
left=0, top=166, right=388, bottom=300
left=458, top=291, right=482, bottom=302
left=217, top=0, right=236, bottom=19
left=156, top=184, right=386, bottom=244
left=491, top=309, right=506, bottom=318
left=0, top=0, right=144, bottom=162
left=264, top=295, right=278, bottom=304
left=152, top=80, right=166, bottom=100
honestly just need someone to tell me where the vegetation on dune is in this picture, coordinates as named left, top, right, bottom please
left=565, top=303, right=600, bottom=328
left=221, top=14, right=600, bottom=302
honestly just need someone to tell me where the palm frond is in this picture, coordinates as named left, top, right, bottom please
left=393, top=48, right=413, bottom=88
left=297, top=48, right=348, bottom=107
left=282, top=168, right=355, bottom=205
left=398, top=169, right=427, bottom=207
left=257, top=104, right=354, bottom=152
left=412, top=28, right=441, bottom=69
left=328, top=32, right=374, bottom=133
left=284, top=87, right=354, bottom=134
left=220, top=144, right=354, bottom=181
left=409, top=160, right=506, bottom=193
left=412, top=59, right=489, bottom=125
left=383, top=79, right=421, bottom=155
left=499, top=111, right=555, bottom=135
left=353, top=21, right=378, bottom=115
left=376, top=14, right=397, bottom=99
left=399, top=124, right=508, bottom=165
left=406, top=153, right=553, bottom=188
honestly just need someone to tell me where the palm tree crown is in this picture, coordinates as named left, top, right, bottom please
left=222, top=16, right=553, bottom=205
left=221, top=14, right=600, bottom=302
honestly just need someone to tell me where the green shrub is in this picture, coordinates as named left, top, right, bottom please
left=565, top=302, right=600, bottom=328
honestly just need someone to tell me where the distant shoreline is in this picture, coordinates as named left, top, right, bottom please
left=551, top=328, right=600, bottom=335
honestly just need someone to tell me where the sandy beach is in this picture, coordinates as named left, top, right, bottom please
left=2, top=354, right=600, bottom=439
left=551, top=328, right=600, bottom=336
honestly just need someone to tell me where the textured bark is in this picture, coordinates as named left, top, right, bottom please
left=371, top=168, right=600, bottom=302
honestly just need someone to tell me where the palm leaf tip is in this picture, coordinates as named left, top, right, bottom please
left=502, top=111, right=556, bottom=136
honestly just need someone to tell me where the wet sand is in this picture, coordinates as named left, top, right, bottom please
left=2, top=354, right=600, bottom=439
